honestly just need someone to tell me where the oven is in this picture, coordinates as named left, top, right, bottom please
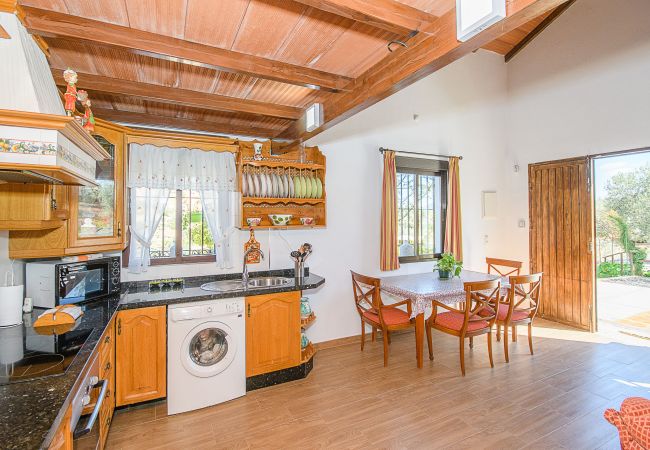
left=27, top=256, right=121, bottom=309
left=71, top=354, right=108, bottom=450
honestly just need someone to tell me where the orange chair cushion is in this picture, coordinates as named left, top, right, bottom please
left=479, top=304, right=530, bottom=322
left=363, top=307, right=411, bottom=326
left=604, top=397, right=650, bottom=449
left=433, top=312, right=489, bottom=332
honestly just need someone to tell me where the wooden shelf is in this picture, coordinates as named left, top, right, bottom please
left=238, top=224, right=325, bottom=230
left=301, top=342, right=315, bottom=363
left=301, top=313, right=316, bottom=328
left=242, top=197, right=325, bottom=205
left=0, top=219, right=64, bottom=231
left=242, top=160, right=325, bottom=170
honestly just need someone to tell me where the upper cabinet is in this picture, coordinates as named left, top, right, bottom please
left=8, top=120, right=127, bottom=258
left=68, top=123, right=125, bottom=248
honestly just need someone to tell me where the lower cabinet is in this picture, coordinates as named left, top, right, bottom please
left=115, top=306, right=167, bottom=407
left=48, top=405, right=72, bottom=450
left=246, top=291, right=301, bottom=377
left=49, top=318, right=115, bottom=450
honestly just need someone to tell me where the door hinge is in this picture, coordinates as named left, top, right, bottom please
left=117, top=318, right=121, bottom=335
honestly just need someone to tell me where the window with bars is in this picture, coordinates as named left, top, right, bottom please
left=133, top=189, right=215, bottom=265
left=396, top=157, right=448, bottom=262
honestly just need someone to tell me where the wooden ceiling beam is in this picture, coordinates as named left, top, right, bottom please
left=291, top=0, right=437, bottom=35
left=21, top=6, right=352, bottom=93
left=505, top=0, right=576, bottom=62
left=281, top=0, right=572, bottom=140
left=51, top=70, right=302, bottom=120
left=93, top=108, right=279, bottom=138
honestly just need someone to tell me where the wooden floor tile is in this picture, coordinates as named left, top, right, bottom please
left=106, top=320, right=650, bottom=449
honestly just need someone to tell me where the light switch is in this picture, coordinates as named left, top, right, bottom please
left=518, top=219, right=526, bottom=228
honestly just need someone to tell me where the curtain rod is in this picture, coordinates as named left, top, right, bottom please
left=379, top=147, right=463, bottom=160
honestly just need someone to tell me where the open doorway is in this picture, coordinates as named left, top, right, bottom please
left=594, top=150, right=650, bottom=340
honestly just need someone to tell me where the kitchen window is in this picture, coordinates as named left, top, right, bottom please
left=396, top=157, right=448, bottom=262
left=131, top=188, right=215, bottom=265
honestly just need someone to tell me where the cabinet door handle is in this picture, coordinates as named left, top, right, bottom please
left=104, top=362, right=111, bottom=371
left=247, top=304, right=251, bottom=317
left=117, top=221, right=122, bottom=237
left=104, top=335, right=111, bottom=344
left=117, top=318, right=121, bottom=335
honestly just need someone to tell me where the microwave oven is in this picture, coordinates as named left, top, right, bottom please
left=26, top=256, right=121, bottom=309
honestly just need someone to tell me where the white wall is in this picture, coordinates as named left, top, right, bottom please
left=303, top=50, right=509, bottom=343
left=503, top=0, right=650, bottom=267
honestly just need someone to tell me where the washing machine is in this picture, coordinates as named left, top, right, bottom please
left=167, top=298, right=245, bottom=415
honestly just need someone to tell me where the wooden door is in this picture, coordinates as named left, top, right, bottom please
left=529, top=157, right=595, bottom=331
left=68, top=122, right=126, bottom=249
left=115, top=306, right=167, bottom=406
left=246, top=292, right=301, bottom=377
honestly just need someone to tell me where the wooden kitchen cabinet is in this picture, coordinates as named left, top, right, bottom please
left=68, top=121, right=126, bottom=250
left=48, top=404, right=72, bottom=450
left=115, top=306, right=167, bottom=407
left=246, top=291, right=301, bottom=377
left=99, top=318, right=115, bottom=449
left=8, top=119, right=127, bottom=258
left=0, top=183, right=68, bottom=230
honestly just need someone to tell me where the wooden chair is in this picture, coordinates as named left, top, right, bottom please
left=426, top=279, right=501, bottom=376
left=351, top=271, right=415, bottom=367
left=486, top=257, right=523, bottom=341
left=495, top=273, right=543, bottom=362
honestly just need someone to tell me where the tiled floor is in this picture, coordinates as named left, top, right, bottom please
left=106, top=320, right=650, bottom=449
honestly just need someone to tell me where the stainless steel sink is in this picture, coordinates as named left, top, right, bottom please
left=247, top=277, right=292, bottom=288
left=200, top=280, right=245, bottom=292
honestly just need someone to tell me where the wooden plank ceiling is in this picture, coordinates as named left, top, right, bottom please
left=18, top=0, right=571, bottom=139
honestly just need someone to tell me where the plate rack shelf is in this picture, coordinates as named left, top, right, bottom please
left=238, top=141, right=326, bottom=229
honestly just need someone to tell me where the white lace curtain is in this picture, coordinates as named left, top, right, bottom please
left=127, top=144, right=239, bottom=273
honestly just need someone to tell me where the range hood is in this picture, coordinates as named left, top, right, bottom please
left=0, top=12, right=108, bottom=186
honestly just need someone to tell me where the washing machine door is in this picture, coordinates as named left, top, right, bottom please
left=180, top=321, right=237, bottom=378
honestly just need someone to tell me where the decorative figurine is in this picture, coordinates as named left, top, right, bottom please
left=244, top=228, right=261, bottom=264
left=76, top=90, right=88, bottom=124
left=83, top=99, right=95, bottom=132
left=63, top=68, right=78, bottom=116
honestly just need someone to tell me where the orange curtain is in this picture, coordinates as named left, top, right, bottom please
left=380, top=150, right=400, bottom=271
left=444, top=157, right=463, bottom=261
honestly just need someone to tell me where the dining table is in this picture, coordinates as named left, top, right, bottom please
left=380, top=270, right=504, bottom=368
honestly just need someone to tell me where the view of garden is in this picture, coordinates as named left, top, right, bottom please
left=595, top=153, right=650, bottom=338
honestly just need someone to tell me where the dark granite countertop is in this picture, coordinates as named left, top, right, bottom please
left=0, top=297, right=121, bottom=450
left=120, top=269, right=325, bottom=309
left=0, top=269, right=324, bottom=449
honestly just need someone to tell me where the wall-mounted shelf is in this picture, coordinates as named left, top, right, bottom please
left=242, top=159, right=325, bottom=170
left=238, top=141, right=326, bottom=230
left=242, top=197, right=325, bottom=205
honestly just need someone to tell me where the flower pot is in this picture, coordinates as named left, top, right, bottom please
left=438, top=270, right=451, bottom=280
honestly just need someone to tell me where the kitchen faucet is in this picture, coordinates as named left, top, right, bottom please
left=242, top=247, right=265, bottom=286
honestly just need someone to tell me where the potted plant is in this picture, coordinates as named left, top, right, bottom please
left=435, top=253, right=463, bottom=279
